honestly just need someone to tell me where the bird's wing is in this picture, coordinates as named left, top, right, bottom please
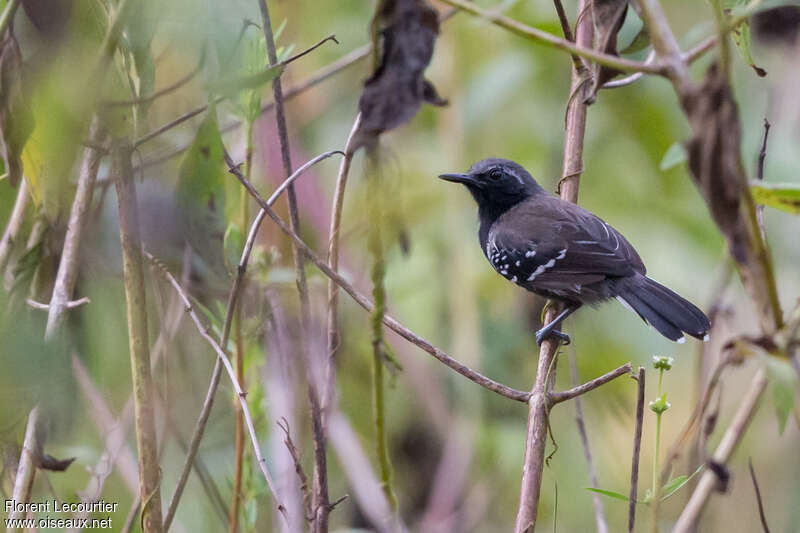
left=486, top=199, right=644, bottom=293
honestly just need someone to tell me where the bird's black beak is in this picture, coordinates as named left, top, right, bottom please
left=438, top=173, right=481, bottom=187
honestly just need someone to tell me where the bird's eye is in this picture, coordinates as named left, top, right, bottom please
left=489, top=169, right=503, bottom=180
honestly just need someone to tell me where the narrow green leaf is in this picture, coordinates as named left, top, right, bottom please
left=771, top=376, right=795, bottom=435
left=585, top=488, right=630, bottom=501
left=751, top=183, right=800, bottom=214
left=661, top=465, right=704, bottom=501
left=659, top=142, right=687, bottom=171
left=731, top=20, right=767, bottom=77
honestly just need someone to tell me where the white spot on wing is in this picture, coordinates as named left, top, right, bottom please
left=703, top=334, right=710, bottom=342
left=556, top=248, right=567, bottom=260
left=527, top=258, right=556, bottom=281
left=525, top=250, right=536, bottom=258
left=677, top=336, right=686, bottom=344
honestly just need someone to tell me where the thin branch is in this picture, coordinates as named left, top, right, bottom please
left=438, top=0, right=663, bottom=75
left=684, top=35, right=717, bottom=64
left=277, top=417, right=313, bottom=521
left=146, top=252, right=287, bottom=521
left=755, top=118, right=771, bottom=241
left=550, top=362, right=632, bottom=404
left=103, top=52, right=205, bottom=107
left=134, top=33, right=352, bottom=148
left=602, top=51, right=656, bottom=90
left=281, top=34, right=339, bottom=66
left=673, top=367, right=768, bottom=533
left=568, top=347, right=609, bottom=533
left=0, top=178, right=29, bottom=274
left=113, top=143, right=164, bottom=533
left=748, top=458, right=771, bottom=533
left=325, top=114, right=362, bottom=419
left=46, top=117, right=105, bottom=339
left=227, top=162, right=530, bottom=402
left=254, top=3, right=330, bottom=526
left=0, top=0, right=21, bottom=39
left=7, top=406, right=40, bottom=528
left=629, top=367, right=645, bottom=533
left=515, top=2, right=592, bottom=530
left=28, top=297, right=90, bottom=311
left=164, top=149, right=341, bottom=531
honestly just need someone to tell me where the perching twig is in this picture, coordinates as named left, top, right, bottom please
left=0, top=178, right=29, bottom=274
left=568, top=346, right=609, bottom=533
left=27, top=297, right=90, bottom=310
left=438, top=0, right=662, bottom=75
left=45, top=117, right=105, bottom=339
left=7, top=406, right=40, bottom=531
left=146, top=251, right=287, bottom=522
left=748, top=458, right=771, bottom=533
left=628, top=367, right=645, bottom=533
left=673, top=368, right=768, bottom=533
left=550, top=362, right=632, bottom=404
left=227, top=162, right=531, bottom=403
left=515, top=3, right=592, bottom=531
left=113, top=142, right=164, bottom=533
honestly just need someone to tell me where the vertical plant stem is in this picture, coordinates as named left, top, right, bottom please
left=325, top=114, right=361, bottom=416
left=674, top=368, right=768, bottom=533
left=230, top=122, right=254, bottom=533
left=651, top=367, right=665, bottom=533
left=0, top=178, right=29, bottom=275
left=113, top=142, right=164, bottom=533
left=7, top=406, right=40, bottom=533
left=45, top=117, right=105, bottom=339
left=256, top=2, right=330, bottom=530
left=568, top=348, right=608, bottom=533
left=366, top=165, right=397, bottom=509
left=629, top=367, right=645, bottom=533
left=514, top=2, right=592, bottom=531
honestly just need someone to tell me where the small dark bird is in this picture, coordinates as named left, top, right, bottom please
left=439, top=158, right=710, bottom=345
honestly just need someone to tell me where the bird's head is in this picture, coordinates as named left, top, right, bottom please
left=439, top=158, right=545, bottom=215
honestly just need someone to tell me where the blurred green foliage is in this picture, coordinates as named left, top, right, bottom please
left=1, top=0, right=799, bottom=532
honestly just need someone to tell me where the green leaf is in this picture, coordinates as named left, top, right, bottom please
left=585, top=488, right=630, bottom=502
left=661, top=465, right=704, bottom=501
left=660, top=142, right=687, bottom=171
left=0, top=31, right=34, bottom=188
left=175, top=107, right=228, bottom=279
left=223, top=222, right=244, bottom=276
left=731, top=20, right=767, bottom=77
left=750, top=183, right=800, bottom=214
left=771, top=376, right=796, bottom=435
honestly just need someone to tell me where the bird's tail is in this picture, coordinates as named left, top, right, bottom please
left=615, top=274, right=710, bottom=343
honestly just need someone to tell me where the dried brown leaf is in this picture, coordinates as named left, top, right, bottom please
left=354, top=0, right=447, bottom=149
left=588, top=0, right=628, bottom=101
left=682, top=63, right=747, bottom=262
left=0, top=30, right=34, bottom=188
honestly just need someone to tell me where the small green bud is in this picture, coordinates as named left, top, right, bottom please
left=649, top=394, right=671, bottom=414
left=652, top=356, right=674, bottom=371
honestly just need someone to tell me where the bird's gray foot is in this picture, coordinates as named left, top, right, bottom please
left=535, top=328, right=571, bottom=346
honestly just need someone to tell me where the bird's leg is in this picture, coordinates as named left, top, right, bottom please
left=535, top=303, right=581, bottom=346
